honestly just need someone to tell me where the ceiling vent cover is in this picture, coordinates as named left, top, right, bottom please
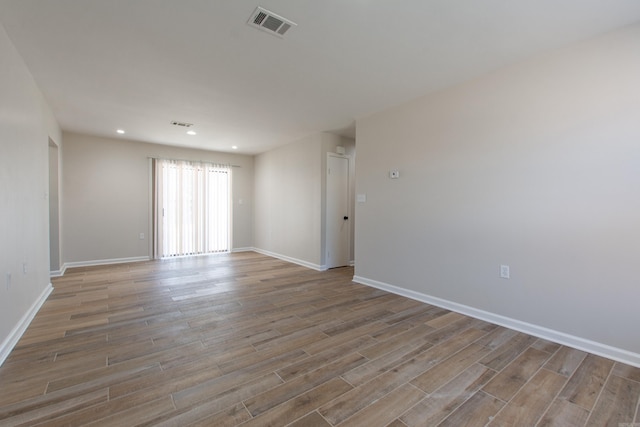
left=248, top=7, right=296, bottom=38
left=170, top=121, right=193, bottom=128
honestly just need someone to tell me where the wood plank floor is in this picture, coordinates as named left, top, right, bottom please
left=1, top=252, right=638, bottom=426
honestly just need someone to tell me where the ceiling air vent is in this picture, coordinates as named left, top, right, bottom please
left=248, top=7, right=296, bottom=38
left=170, top=121, right=193, bottom=128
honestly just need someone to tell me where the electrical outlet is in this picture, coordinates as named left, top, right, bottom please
left=139, top=233, right=145, bottom=240
left=6, top=272, right=11, bottom=290
left=500, top=265, right=510, bottom=279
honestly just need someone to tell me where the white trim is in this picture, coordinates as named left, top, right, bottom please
left=253, top=248, right=326, bottom=271
left=231, top=247, right=254, bottom=253
left=0, top=283, right=53, bottom=366
left=63, top=256, right=150, bottom=270
left=49, top=265, right=67, bottom=278
left=353, top=275, right=640, bottom=368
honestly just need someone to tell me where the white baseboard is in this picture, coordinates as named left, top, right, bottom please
left=231, top=247, right=254, bottom=253
left=49, top=265, right=66, bottom=277
left=252, top=248, right=326, bottom=271
left=353, top=275, right=640, bottom=369
left=62, top=256, right=151, bottom=270
left=0, top=283, right=53, bottom=367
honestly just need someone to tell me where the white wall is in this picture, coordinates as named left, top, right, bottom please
left=254, top=134, right=323, bottom=268
left=0, top=24, right=61, bottom=362
left=254, top=132, right=355, bottom=269
left=355, top=24, right=640, bottom=361
left=62, top=132, right=254, bottom=264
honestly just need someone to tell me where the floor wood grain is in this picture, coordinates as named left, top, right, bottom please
left=0, top=252, right=638, bottom=426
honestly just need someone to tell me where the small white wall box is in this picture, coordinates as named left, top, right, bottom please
left=389, top=170, right=400, bottom=179
left=336, top=146, right=345, bottom=155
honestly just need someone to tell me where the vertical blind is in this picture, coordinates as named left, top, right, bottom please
left=153, top=159, right=230, bottom=258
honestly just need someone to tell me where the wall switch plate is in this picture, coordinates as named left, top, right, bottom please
left=500, top=265, right=510, bottom=279
left=389, top=170, right=400, bottom=179
left=139, top=233, right=145, bottom=240
left=356, top=194, right=367, bottom=203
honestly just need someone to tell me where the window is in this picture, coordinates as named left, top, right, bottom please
left=153, top=159, right=230, bottom=258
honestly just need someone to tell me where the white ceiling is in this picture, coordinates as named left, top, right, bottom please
left=2, top=1, right=640, bottom=154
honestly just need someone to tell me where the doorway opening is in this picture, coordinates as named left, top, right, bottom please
left=325, top=153, right=350, bottom=269
left=48, top=139, right=60, bottom=273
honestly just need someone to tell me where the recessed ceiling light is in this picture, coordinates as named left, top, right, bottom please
left=116, top=129, right=125, bottom=134
left=187, top=130, right=197, bottom=136
left=232, top=145, right=238, bottom=150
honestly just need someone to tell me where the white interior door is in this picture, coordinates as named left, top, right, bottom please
left=326, top=154, right=350, bottom=269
